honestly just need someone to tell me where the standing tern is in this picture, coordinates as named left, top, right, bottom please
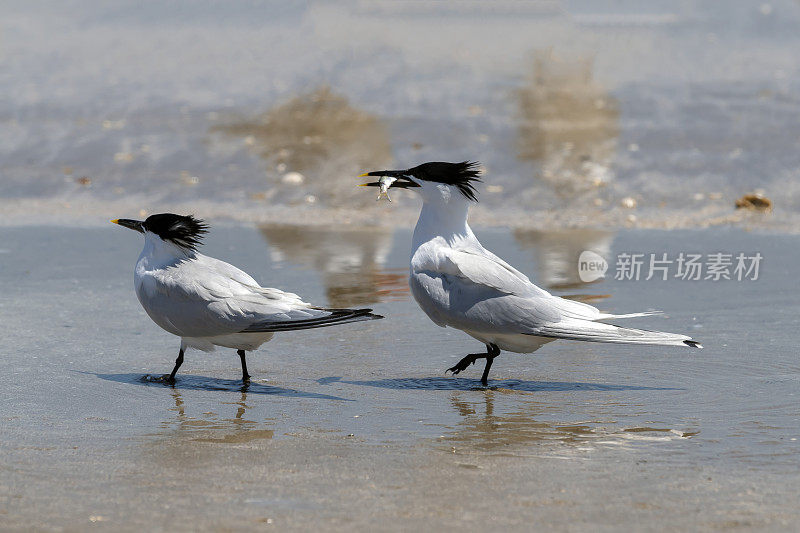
left=360, top=161, right=700, bottom=386
left=112, top=213, right=382, bottom=383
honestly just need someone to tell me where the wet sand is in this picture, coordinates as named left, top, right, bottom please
left=1, top=224, right=798, bottom=531
left=3, top=1, right=800, bottom=529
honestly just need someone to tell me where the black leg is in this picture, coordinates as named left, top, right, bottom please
left=168, top=348, right=184, bottom=382
left=446, top=343, right=501, bottom=386
left=446, top=352, right=485, bottom=374
left=238, top=349, right=251, bottom=382
left=480, top=344, right=500, bottom=386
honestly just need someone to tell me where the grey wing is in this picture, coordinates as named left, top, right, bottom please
left=430, top=248, right=539, bottom=297
left=459, top=243, right=533, bottom=284
left=137, top=261, right=325, bottom=338
left=410, top=247, right=563, bottom=333
left=412, top=249, right=694, bottom=346
left=411, top=247, right=610, bottom=334
left=411, top=269, right=563, bottom=333
left=451, top=249, right=660, bottom=322
left=446, top=247, right=611, bottom=321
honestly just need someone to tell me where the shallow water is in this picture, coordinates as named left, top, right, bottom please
left=1, top=224, right=798, bottom=530
left=2, top=1, right=800, bottom=229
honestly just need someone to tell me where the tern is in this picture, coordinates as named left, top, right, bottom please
left=360, top=161, right=700, bottom=386
left=112, top=213, right=382, bottom=383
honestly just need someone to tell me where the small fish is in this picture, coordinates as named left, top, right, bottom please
left=377, top=176, right=397, bottom=202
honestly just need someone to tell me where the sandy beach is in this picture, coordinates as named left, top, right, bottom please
left=1, top=225, right=798, bottom=530
left=2, top=0, right=800, bottom=530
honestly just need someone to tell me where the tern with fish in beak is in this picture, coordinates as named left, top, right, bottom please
left=360, top=161, right=700, bottom=386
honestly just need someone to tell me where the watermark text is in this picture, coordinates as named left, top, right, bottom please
left=578, top=252, right=762, bottom=282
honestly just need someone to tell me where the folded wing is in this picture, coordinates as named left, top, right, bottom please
left=412, top=246, right=699, bottom=348
left=138, top=254, right=380, bottom=337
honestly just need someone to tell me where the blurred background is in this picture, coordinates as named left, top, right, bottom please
left=1, top=0, right=798, bottom=229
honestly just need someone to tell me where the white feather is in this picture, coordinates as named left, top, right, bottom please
left=134, top=232, right=331, bottom=351
left=407, top=180, right=700, bottom=354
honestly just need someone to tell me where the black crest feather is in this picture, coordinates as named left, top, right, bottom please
left=143, top=213, right=208, bottom=251
left=407, top=161, right=482, bottom=201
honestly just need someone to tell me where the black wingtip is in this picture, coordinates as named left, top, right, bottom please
left=240, top=307, right=383, bottom=333
left=684, top=340, right=703, bottom=349
left=341, top=308, right=383, bottom=320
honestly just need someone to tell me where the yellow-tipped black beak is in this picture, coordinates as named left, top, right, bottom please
left=111, top=218, right=145, bottom=233
left=357, top=171, right=380, bottom=188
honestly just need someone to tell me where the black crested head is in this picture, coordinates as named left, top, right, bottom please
left=142, top=213, right=208, bottom=250
left=406, top=161, right=482, bottom=201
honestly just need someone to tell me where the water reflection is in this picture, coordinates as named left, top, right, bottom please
left=160, top=388, right=261, bottom=433
left=445, top=391, right=601, bottom=452
left=443, top=390, right=695, bottom=454
left=138, top=389, right=276, bottom=471
left=514, top=228, right=614, bottom=290
left=212, top=86, right=393, bottom=208
left=160, top=389, right=277, bottom=444
left=259, top=223, right=409, bottom=307
left=516, top=50, right=619, bottom=202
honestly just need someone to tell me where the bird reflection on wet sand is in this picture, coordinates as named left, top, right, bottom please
left=259, top=223, right=409, bottom=307
left=445, top=392, right=599, bottom=452
left=133, top=389, right=275, bottom=473
left=443, top=390, right=696, bottom=455
left=315, top=376, right=690, bottom=454
left=160, top=389, right=276, bottom=444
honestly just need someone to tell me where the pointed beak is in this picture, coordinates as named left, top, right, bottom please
left=111, top=218, right=145, bottom=233
left=357, top=170, right=420, bottom=189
